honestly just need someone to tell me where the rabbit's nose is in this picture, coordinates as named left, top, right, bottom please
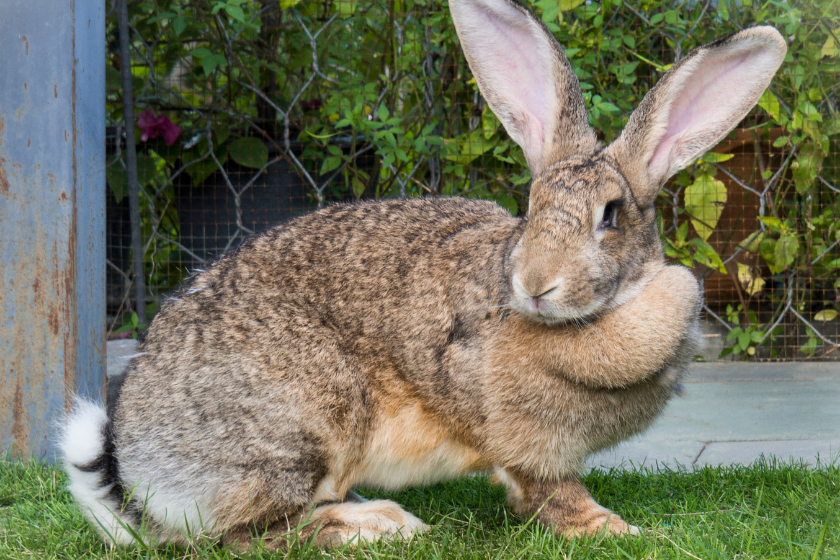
left=512, top=273, right=564, bottom=301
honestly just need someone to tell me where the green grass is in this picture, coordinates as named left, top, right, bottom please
left=1, top=457, right=838, bottom=559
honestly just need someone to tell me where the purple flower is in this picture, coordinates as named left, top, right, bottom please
left=138, top=110, right=181, bottom=146
left=301, top=99, right=323, bottom=111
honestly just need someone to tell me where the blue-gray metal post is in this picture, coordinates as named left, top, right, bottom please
left=0, top=1, right=106, bottom=461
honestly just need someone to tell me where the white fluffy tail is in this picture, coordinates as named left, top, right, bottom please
left=60, top=400, right=140, bottom=545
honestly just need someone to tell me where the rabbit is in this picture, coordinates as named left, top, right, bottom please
left=60, top=0, right=786, bottom=549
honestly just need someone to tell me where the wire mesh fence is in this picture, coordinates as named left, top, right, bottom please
left=105, top=0, right=839, bottom=360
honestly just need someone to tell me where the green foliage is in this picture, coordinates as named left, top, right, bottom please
left=108, top=0, right=839, bottom=358
left=113, top=312, right=148, bottom=339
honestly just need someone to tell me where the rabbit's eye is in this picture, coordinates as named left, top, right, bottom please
left=598, top=201, right=620, bottom=231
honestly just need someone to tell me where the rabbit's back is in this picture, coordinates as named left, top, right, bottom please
left=110, top=198, right=517, bottom=534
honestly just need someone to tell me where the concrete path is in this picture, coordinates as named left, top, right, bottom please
left=106, top=340, right=840, bottom=470
left=587, top=361, right=840, bottom=470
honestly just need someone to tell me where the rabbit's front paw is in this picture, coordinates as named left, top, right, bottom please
left=497, top=471, right=641, bottom=540
left=650, top=266, right=702, bottom=319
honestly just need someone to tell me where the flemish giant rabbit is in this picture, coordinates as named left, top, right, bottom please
left=62, top=0, right=786, bottom=548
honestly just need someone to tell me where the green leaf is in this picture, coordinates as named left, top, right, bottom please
left=351, top=176, right=365, bottom=198
left=190, top=47, right=212, bottom=59
left=737, top=262, right=765, bottom=296
left=774, top=232, right=800, bottom=270
left=773, top=135, right=789, bottom=148
left=701, top=152, right=734, bottom=163
left=718, top=0, right=729, bottom=21
left=758, top=90, right=780, bottom=121
left=738, top=331, right=750, bottom=351
left=689, top=238, right=726, bottom=273
left=224, top=4, right=245, bottom=22
left=558, top=0, right=586, bottom=11
left=172, top=16, right=187, bottom=36
left=279, top=0, right=302, bottom=8
left=444, top=130, right=497, bottom=165
left=336, top=0, right=357, bottom=17
left=685, top=174, right=727, bottom=240
left=536, top=0, right=559, bottom=23
left=482, top=107, right=500, bottom=140
left=135, top=154, right=158, bottom=187
left=821, top=35, right=837, bottom=58
left=792, top=142, right=822, bottom=193
left=229, top=137, right=268, bottom=169
left=758, top=216, right=782, bottom=231
left=320, top=156, right=342, bottom=175
left=493, top=195, right=518, bottom=216
left=106, top=161, right=127, bottom=203
left=595, top=100, right=620, bottom=114
left=814, top=309, right=838, bottom=322
left=201, top=53, right=227, bottom=75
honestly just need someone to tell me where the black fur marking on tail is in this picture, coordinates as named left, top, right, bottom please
left=74, top=417, right=144, bottom=527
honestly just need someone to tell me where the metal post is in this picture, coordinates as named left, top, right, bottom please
left=117, top=0, right=146, bottom=326
left=0, top=1, right=106, bottom=461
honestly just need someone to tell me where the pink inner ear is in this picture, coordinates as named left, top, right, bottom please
left=649, top=51, right=751, bottom=181
left=467, top=4, right=556, bottom=153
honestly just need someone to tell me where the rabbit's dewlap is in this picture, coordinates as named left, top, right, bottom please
left=62, top=0, right=785, bottom=549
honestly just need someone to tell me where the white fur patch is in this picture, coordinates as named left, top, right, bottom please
left=60, top=399, right=140, bottom=545
left=61, top=400, right=108, bottom=467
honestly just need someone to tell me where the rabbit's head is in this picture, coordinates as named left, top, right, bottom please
left=450, top=0, right=786, bottom=325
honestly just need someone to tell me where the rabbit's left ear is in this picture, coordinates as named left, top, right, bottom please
left=449, top=0, right=598, bottom=175
left=608, top=27, right=787, bottom=207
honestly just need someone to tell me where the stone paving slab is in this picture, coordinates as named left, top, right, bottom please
left=644, top=378, right=840, bottom=442
left=696, top=439, right=840, bottom=468
left=586, top=439, right=703, bottom=471
left=106, top=339, right=139, bottom=377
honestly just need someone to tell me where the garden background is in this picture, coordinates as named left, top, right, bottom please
left=106, top=0, right=840, bottom=360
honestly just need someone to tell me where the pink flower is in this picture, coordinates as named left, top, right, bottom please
left=301, top=99, right=323, bottom=111
left=138, top=110, right=181, bottom=146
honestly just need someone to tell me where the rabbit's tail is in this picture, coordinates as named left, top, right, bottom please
left=60, top=399, right=142, bottom=545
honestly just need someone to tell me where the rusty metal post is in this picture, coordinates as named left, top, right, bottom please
left=0, top=1, right=106, bottom=461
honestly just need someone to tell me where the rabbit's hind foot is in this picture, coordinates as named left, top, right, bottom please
left=224, top=499, right=428, bottom=550
left=299, top=499, right=429, bottom=547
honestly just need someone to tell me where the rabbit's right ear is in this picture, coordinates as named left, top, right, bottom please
left=449, top=0, right=598, bottom=176
left=608, top=27, right=787, bottom=207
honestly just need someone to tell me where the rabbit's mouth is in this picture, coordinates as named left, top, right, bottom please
left=509, top=276, right=610, bottom=326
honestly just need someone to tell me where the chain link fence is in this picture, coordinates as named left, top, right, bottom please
left=105, top=0, right=839, bottom=360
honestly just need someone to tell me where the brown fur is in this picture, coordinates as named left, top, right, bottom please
left=63, top=0, right=786, bottom=548
left=502, top=470, right=638, bottom=537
